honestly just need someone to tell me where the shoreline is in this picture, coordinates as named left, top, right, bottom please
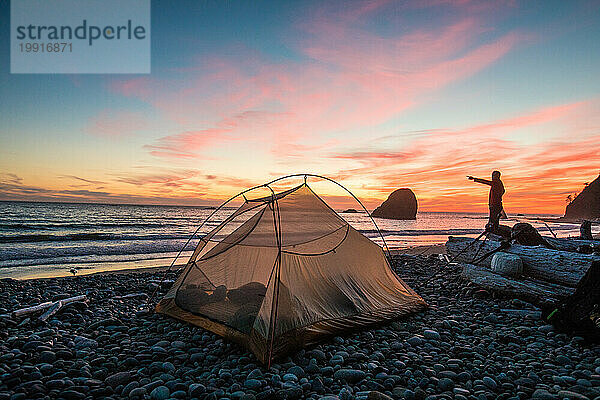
left=0, top=244, right=446, bottom=281
left=6, top=244, right=447, bottom=281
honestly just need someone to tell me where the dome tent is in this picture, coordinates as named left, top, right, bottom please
left=156, top=175, right=427, bottom=365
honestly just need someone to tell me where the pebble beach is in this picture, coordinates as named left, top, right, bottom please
left=1, top=254, right=599, bottom=400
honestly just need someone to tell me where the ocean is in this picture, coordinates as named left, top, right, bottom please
left=0, top=201, right=585, bottom=280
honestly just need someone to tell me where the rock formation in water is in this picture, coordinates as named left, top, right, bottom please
left=371, top=188, right=417, bottom=220
left=564, top=175, right=600, bottom=221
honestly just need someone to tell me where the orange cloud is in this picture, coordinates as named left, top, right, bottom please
left=331, top=100, right=599, bottom=213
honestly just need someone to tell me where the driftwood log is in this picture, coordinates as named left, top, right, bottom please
left=38, top=295, right=87, bottom=323
left=461, top=263, right=575, bottom=306
left=486, top=234, right=598, bottom=253
left=545, top=237, right=599, bottom=252
left=447, top=236, right=599, bottom=287
left=11, top=301, right=54, bottom=318
left=114, top=293, right=148, bottom=300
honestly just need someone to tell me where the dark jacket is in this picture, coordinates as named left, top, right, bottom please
left=473, top=178, right=505, bottom=207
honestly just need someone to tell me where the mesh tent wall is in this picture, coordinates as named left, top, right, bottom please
left=156, top=176, right=427, bottom=365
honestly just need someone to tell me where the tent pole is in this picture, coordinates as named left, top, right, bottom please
left=266, top=185, right=283, bottom=368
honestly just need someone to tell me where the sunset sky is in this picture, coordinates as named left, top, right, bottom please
left=1, top=0, right=599, bottom=213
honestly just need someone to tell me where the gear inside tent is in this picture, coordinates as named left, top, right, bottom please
left=156, top=176, right=427, bottom=365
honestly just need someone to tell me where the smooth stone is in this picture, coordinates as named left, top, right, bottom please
left=338, top=387, right=352, bottom=400
left=453, top=388, right=470, bottom=396
left=247, top=369, right=263, bottom=379
left=162, top=362, right=175, bottom=373
left=189, top=383, right=206, bottom=397
left=532, top=389, right=558, bottom=399
left=309, top=350, right=326, bottom=361
left=122, top=381, right=140, bottom=396
left=231, top=391, right=246, bottom=400
left=73, top=336, right=98, bottom=349
left=244, top=379, right=262, bottom=390
left=557, top=390, right=589, bottom=400
left=555, top=355, right=571, bottom=365
left=483, top=377, right=497, bottom=390
left=276, top=386, right=302, bottom=400
left=438, top=378, right=454, bottom=391
left=151, top=346, right=166, bottom=353
left=150, top=385, right=170, bottom=400
left=333, top=369, right=366, bottom=383
left=61, top=390, right=85, bottom=400
left=407, top=336, right=423, bottom=346
left=46, top=379, right=64, bottom=389
left=329, top=355, right=344, bottom=366
left=367, top=391, right=393, bottom=400
left=576, top=379, right=591, bottom=387
left=171, top=390, right=187, bottom=399
left=423, top=330, right=440, bottom=340
left=438, top=371, right=457, bottom=380
left=129, top=387, right=147, bottom=398
left=39, top=351, right=56, bottom=363
left=287, top=366, right=305, bottom=379
left=105, top=371, right=131, bottom=388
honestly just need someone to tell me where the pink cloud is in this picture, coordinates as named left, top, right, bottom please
left=115, top=169, right=199, bottom=186
left=144, top=110, right=291, bottom=159
left=145, top=128, right=234, bottom=159
left=107, top=2, right=525, bottom=160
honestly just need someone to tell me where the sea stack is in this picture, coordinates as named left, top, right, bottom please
left=371, top=188, right=417, bottom=220
left=564, top=175, right=600, bottom=221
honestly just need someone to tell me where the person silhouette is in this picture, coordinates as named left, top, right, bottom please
left=468, top=171, right=505, bottom=233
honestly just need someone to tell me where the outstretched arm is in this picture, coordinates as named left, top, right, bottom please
left=467, top=176, right=492, bottom=186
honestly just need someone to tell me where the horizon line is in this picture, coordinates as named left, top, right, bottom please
left=0, top=198, right=563, bottom=216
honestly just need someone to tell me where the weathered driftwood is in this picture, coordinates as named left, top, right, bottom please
left=545, top=237, right=599, bottom=253
left=447, top=236, right=599, bottom=287
left=486, top=233, right=598, bottom=253
left=12, top=301, right=54, bottom=318
left=38, top=295, right=87, bottom=323
left=461, top=263, right=574, bottom=306
left=114, top=293, right=148, bottom=300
